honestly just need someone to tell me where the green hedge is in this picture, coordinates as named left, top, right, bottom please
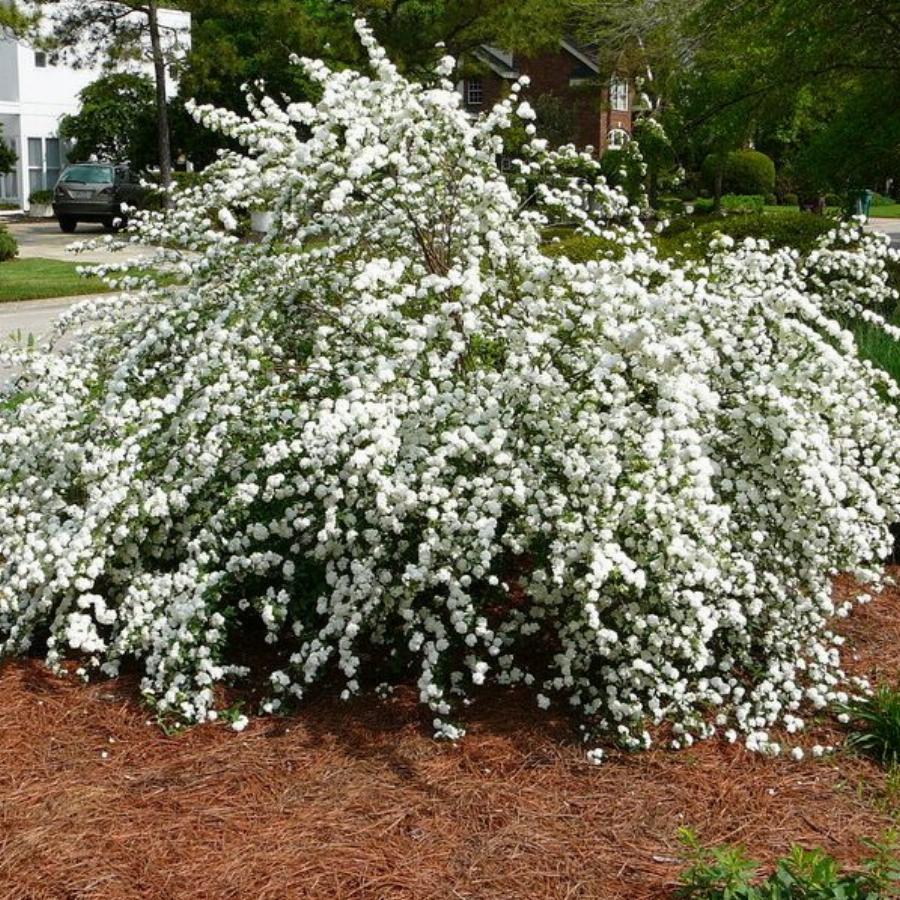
left=541, top=230, right=624, bottom=262
left=657, top=211, right=836, bottom=261
left=0, top=224, right=17, bottom=263
left=702, top=150, right=776, bottom=197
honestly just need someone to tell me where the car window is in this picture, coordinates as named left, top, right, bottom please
left=60, top=165, right=115, bottom=184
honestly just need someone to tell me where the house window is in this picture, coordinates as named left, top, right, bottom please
left=466, top=78, right=484, bottom=106
left=28, top=138, right=44, bottom=193
left=45, top=138, right=61, bottom=188
left=607, top=129, right=629, bottom=150
left=27, top=137, right=63, bottom=193
left=34, top=51, right=47, bottom=68
left=610, top=76, right=629, bottom=111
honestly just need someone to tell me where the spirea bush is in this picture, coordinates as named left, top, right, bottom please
left=2, top=23, right=900, bottom=755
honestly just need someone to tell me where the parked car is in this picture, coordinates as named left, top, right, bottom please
left=52, top=162, right=146, bottom=233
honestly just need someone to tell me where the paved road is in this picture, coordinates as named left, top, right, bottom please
left=866, top=217, right=900, bottom=248
left=5, top=218, right=156, bottom=264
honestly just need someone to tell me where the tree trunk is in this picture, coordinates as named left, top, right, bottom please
left=713, top=166, right=724, bottom=211
left=147, top=0, right=172, bottom=196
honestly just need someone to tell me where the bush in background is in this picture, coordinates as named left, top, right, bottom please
left=28, top=190, right=54, bottom=206
left=657, top=211, right=836, bottom=260
left=702, top=150, right=776, bottom=197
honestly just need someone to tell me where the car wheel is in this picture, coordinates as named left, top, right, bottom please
left=58, top=216, right=77, bottom=234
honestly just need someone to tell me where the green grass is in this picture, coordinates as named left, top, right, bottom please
left=0, top=258, right=113, bottom=303
left=870, top=204, right=900, bottom=219
left=854, top=322, right=900, bottom=385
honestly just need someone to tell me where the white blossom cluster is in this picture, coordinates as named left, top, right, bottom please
left=1, top=22, right=899, bottom=754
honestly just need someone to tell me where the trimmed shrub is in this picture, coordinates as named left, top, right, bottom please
left=783, top=192, right=799, bottom=207
left=765, top=193, right=777, bottom=206
left=541, top=232, right=624, bottom=262
left=702, top=150, right=776, bottom=197
left=825, top=192, right=843, bottom=209
left=0, top=224, right=17, bottom=262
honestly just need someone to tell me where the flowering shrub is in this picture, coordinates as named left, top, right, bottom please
left=1, top=23, right=900, bottom=754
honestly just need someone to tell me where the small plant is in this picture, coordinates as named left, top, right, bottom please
left=676, top=827, right=760, bottom=897
left=0, top=224, right=17, bottom=262
left=842, top=684, right=900, bottom=767
left=28, top=189, right=54, bottom=205
left=676, top=828, right=900, bottom=899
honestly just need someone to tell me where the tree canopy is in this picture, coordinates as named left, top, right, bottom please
left=0, top=126, right=16, bottom=178
left=28, top=0, right=192, bottom=188
left=60, top=73, right=158, bottom=170
left=575, top=0, right=900, bottom=193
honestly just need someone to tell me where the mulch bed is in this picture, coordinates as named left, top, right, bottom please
left=1, top=573, right=898, bottom=900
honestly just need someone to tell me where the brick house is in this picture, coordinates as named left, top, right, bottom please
left=459, top=40, right=635, bottom=155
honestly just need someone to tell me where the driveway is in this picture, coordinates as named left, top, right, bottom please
left=866, top=217, right=900, bottom=248
left=0, top=294, right=107, bottom=343
left=6, top=219, right=157, bottom=265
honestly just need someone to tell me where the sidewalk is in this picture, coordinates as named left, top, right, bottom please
left=0, top=293, right=109, bottom=342
left=866, top=217, right=900, bottom=248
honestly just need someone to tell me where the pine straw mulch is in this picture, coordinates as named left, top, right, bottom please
left=1, top=573, right=899, bottom=900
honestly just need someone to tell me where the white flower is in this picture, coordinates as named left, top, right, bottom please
left=0, top=21, right=896, bottom=753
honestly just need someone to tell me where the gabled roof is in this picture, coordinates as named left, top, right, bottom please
left=474, top=39, right=603, bottom=80
left=560, top=37, right=600, bottom=74
left=473, top=45, right=519, bottom=79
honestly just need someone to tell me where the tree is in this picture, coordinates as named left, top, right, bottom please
left=346, top=0, right=567, bottom=74
left=30, top=0, right=190, bottom=191
left=175, top=0, right=568, bottom=163
left=177, top=0, right=361, bottom=116
left=0, top=125, right=16, bottom=178
left=670, top=0, right=900, bottom=193
left=60, top=73, right=157, bottom=170
left=0, top=2, right=36, bottom=35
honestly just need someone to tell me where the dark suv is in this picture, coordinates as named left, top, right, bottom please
left=52, top=163, right=146, bottom=233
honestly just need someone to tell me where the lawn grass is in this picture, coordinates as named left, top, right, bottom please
left=870, top=204, right=900, bottom=219
left=854, top=321, right=900, bottom=384
left=0, top=257, right=113, bottom=303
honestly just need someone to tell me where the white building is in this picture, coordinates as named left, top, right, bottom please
left=0, top=3, right=190, bottom=211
